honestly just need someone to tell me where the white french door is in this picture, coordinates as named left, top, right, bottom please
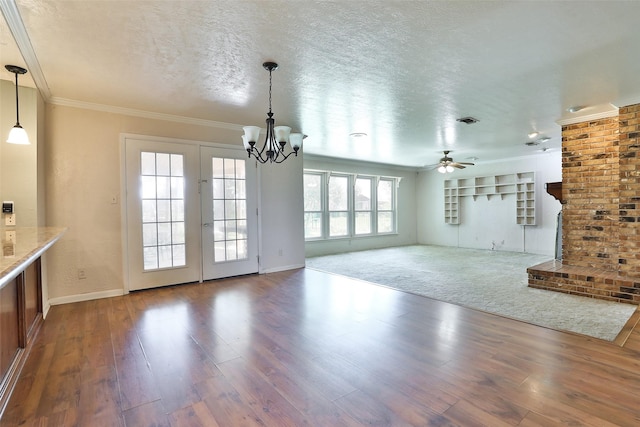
left=200, top=146, right=259, bottom=280
left=125, top=138, right=201, bottom=290
left=123, top=136, right=259, bottom=291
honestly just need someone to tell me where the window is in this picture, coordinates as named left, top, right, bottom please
left=328, top=175, right=349, bottom=237
left=355, top=177, right=372, bottom=235
left=303, top=170, right=398, bottom=240
left=303, top=173, right=323, bottom=239
left=377, top=178, right=395, bottom=233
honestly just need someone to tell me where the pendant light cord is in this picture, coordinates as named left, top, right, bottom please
left=14, top=71, right=20, bottom=126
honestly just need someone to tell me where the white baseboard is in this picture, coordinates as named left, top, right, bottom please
left=48, top=289, right=125, bottom=307
left=260, top=263, right=305, bottom=274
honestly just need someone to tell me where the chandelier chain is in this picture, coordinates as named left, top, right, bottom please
left=268, top=68, right=273, bottom=114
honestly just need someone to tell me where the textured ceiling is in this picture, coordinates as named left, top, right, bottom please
left=3, top=1, right=640, bottom=167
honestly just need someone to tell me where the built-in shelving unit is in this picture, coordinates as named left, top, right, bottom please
left=444, top=181, right=459, bottom=224
left=516, top=172, right=536, bottom=225
left=444, top=172, right=536, bottom=225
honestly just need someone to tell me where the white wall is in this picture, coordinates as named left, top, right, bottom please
left=44, top=103, right=304, bottom=301
left=416, top=151, right=562, bottom=256
left=304, top=155, right=418, bottom=257
left=259, top=156, right=305, bottom=273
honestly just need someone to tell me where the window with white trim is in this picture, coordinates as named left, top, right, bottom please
left=303, top=170, right=398, bottom=240
left=328, top=174, right=350, bottom=237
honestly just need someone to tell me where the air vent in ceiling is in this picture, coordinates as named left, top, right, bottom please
left=457, top=116, right=479, bottom=124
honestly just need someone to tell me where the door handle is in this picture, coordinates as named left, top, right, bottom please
left=203, top=223, right=212, bottom=227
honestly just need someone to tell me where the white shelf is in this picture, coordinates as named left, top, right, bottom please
left=444, top=172, right=535, bottom=225
left=444, top=186, right=459, bottom=224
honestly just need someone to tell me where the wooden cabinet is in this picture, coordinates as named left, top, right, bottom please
left=444, top=172, right=536, bottom=225
left=0, top=258, right=43, bottom=417
left=0, top=277, right=20, bottom=380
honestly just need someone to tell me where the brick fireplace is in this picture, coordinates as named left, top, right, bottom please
left=528, top=103, right=640, bottom=304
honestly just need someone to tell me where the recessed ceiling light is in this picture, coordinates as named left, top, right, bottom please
left=567, top=106, right=585, bottom=113
left=349, top=132, right=368, bottom=138
left=528, top=131, right=539, bottom=139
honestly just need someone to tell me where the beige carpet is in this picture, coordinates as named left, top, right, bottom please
left=306, top=245, right=637, bottom=341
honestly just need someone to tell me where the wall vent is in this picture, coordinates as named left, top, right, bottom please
left=456, top=116, right=479, bottom=124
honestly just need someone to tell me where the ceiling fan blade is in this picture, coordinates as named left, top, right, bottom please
left=423, top=163, right=441, bottom=170
left=451, top=163, right=466, bottom=169
left=457, top=162, right=475, bottom=166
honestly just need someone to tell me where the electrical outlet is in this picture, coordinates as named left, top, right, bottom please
left=5, top=230, right=16, bottom=243
left=4, top=213, right=16, bottom=226
left=78, top=269, right=87, bottom=280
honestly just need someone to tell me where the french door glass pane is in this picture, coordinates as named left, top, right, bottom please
left=211, top=157, right=248, bottom=262
left=141, top=151, right=187, bottom=271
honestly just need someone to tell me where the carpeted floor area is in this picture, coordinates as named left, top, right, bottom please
left=305, top=245, right=637, bottom=341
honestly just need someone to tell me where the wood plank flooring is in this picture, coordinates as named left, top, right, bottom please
left=3, top=268, right=640, bottom=426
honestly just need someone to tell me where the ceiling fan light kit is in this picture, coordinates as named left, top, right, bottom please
left=435, top=150, right=475, bottom=174
left=241, top=61, right=305, bottom=164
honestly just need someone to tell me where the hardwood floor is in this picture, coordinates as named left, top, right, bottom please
left=3, top=268, right=640, bottom=426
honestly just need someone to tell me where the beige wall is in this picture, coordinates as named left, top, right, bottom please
left=1, top=79, right=38, bottom=226
left=44, top=103, right=304, bottom=301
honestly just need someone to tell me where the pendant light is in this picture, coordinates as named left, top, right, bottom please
left=5, top=65, right=30, bottom=145
left=241, top=62, right=304, bottom=163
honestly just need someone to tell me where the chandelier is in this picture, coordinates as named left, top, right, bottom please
left=5, top=65, right=30, bottom=145
left=241, top=62, right=304, bottom=163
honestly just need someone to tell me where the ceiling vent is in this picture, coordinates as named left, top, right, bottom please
left=456, top=116, right=479, bottom=124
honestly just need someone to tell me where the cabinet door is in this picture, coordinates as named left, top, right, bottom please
left=24, top=260, right=41, bottom=338
left=0, top=278, right=19, bottom=379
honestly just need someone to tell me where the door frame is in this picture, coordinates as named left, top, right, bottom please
left=120, top=133, right=260, bottom=293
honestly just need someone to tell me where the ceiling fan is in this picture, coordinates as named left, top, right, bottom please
left=429, top=150, right=475, bottom=173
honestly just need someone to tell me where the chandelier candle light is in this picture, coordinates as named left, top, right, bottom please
left=5, top=65, right=30, bottom=145
left=242, top=62, right=304, bottom=163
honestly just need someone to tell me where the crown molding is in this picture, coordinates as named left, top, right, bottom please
left=0, top=0, right=51, bottom=98
left=556, top=103, right=619, bottom=126
left=49, top=97, right=243, bottom=130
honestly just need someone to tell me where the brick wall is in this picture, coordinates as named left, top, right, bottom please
left=618, top=104, right=640, bottom=277
left=528, top=103, right=640, bottom=304
left=562, top=116, right=620, bottom=270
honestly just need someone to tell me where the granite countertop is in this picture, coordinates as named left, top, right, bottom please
left=1, top=227, right=67, bottom=289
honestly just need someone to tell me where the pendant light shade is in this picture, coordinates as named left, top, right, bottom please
left=5, top=65, right=30, bottom=145
left=7, top=125, right=29, bottom=145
